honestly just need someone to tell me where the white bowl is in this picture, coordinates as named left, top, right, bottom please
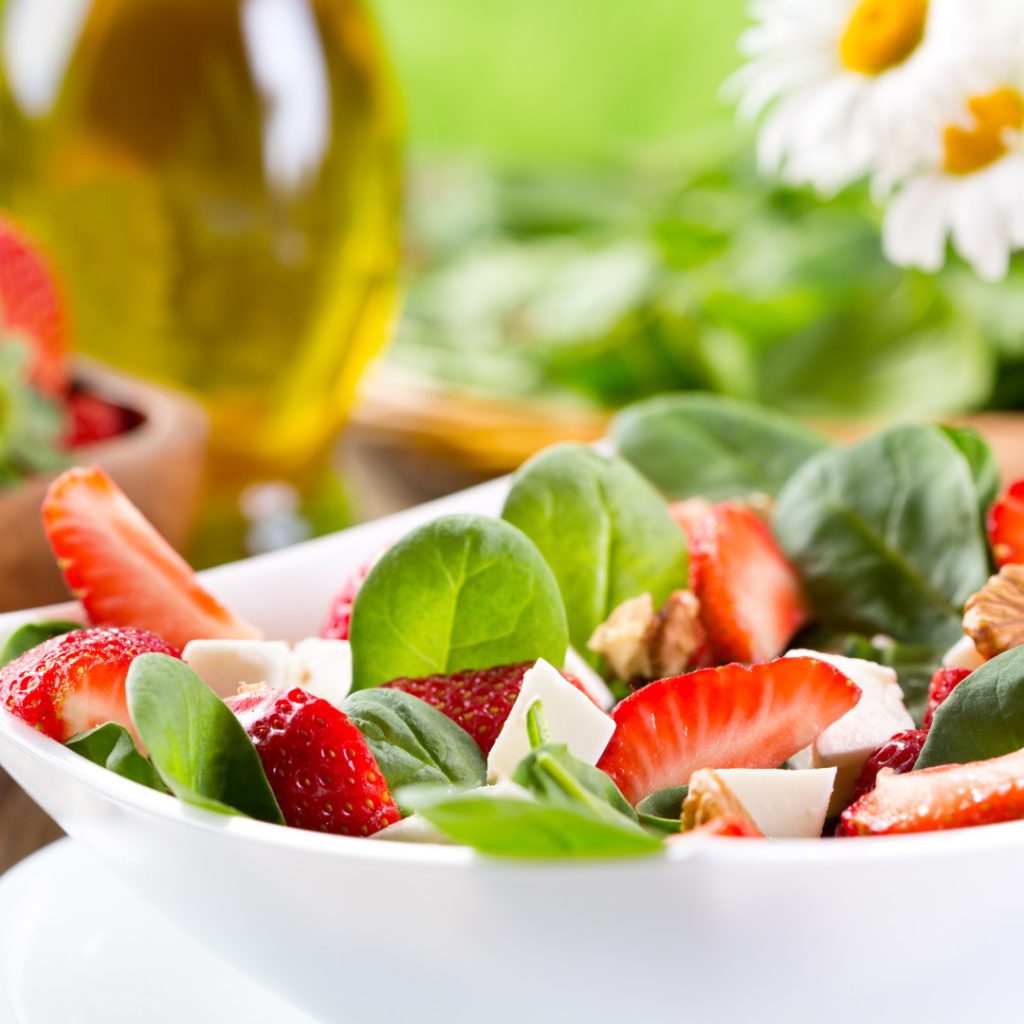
left=0, top=478, right=1020, bottom=1022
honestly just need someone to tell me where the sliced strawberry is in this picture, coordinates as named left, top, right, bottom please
left=0, top=216, right=69, bottom=398
left=923, top=667, right=972, bottom=729
left=42, top=466, right=260, bottom=650
left=597, top=657, right=861, bottom=805
left=669, top=498, right=715, bottom=543
left=671, top=815, right=764, bottom=840
left=839, top=746, right=1024, bottom=836
left=690, top=503, right=808, bottom=663
left=320, top=554, right=380, bottom=641
left=0, top=626, right=179, bottom=742
left=989, top=480, right=1024, bottom=567
left=850, top=728, right=927, bottom=804
left=383, top=662, right=591, bottom=755
left=227, top=686, right=400, bottom=837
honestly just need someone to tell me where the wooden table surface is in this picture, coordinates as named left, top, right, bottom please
left=0, top=434, right=486, bottom=877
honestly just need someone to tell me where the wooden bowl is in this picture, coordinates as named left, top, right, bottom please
left=0, top=359, right=208, bottom=613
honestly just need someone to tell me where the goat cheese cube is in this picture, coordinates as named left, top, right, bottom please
left=183, top=639, right=290, bottom=698
left=487, top=659, right=616, bottom=782
left=563, top=645, right=615, bottom=710
left=286, top=638, right=352, bottom=708
left=941, top=634, right=986, bottom=672
left=713, top=768, right=837, bottom=839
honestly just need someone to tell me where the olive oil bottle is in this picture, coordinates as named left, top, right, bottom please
left=0, top=0, right=401, bottom=559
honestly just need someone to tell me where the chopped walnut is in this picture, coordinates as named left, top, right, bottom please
left=682, top=769, right=759, bottom=832
left=964, top=564, right=1024, bottom=659
left=587, top=589, right=703, bottom=683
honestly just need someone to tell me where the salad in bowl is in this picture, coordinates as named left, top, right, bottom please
left=2, top=393, right=1023, bottom=1022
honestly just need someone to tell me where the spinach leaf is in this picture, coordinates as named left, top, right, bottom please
left=350, top=514, right=568, bottom=689
left=502, top=443, right=688, bottom=666
left=635, top=785, right=689, bottom=835
left=65, top=723, right=166, bottom=793
left=126, top=654, right=284, bottom=823
left=916, top=647, right=1024, bottom=769
left=402, top=789, right=663, bottom=859
left=0, top=620, right=81, bottom=666
left=611, top=392, right=827, bottom=500
left=772, top=424, right=990, bottom=647
left=940, top=424, right=1000, bottom=527
left=343, top=689, right=486, bottom=798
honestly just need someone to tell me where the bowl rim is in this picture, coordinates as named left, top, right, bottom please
left=6, top=699, right=1024, bottom=870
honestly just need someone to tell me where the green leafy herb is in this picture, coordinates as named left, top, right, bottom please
left=611, top=393, right=827, bottom=500
left=916, top=647, right=1024, bottom=769
left=350, top=514, right=568, bottom=689
left=126, top=654, right=284, bottom=823
left=343, top=689, right=486, bottom=800
left=65, top=723, right=166, bottom=793
left=773, top=424, right=990, bottom=647
left=402, top=788, right=663, bottom=859
left=635, top=785, right=689, bottom=835
left=0, top=620, right=81, bottom=666
left=502, top=443, right=688, bottom=666
left=939, top=424, right=1000, bottom=529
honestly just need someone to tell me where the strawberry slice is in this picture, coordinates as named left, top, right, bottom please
left=597, top=657, right=860, bottom=805
left=690, top=503, right=808, bottom=663
left=42, top=466, right=260, bottom=650
left=671, top=815, right=764, bottom=840
left=839, top=746, right=1024, bottom=836
left=0, top=626, right=179, bottom=742
left=0, top=216, right=69, bottom=398
left=320, top=553, right=381, bottom=641
left=227, top=686, right=400, bottom=837
left=987, top=479, right=1024, bottom=568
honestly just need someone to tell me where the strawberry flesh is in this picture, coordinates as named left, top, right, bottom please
left=987, top=479, right=1024, bottom=568
left=227, top=686, right=400, bottom=837
left=690, top=503, right=808, bottom=664
left=839, top=746, right=1024, bottom=836
left=42, top=465, right=259, bottom=651
left=598, top=657, right=861, bottom=805
left=0, top=626, right=180, bottom=742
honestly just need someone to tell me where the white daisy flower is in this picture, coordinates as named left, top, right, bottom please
left=882, top=85, right=1024, bottom=282
left=731, top=0, right=1011, bottom=194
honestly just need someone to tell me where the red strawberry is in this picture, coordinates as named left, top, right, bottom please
left=226, top=686, right=400, bottom=837
left=850, top=728, right=927, bottom=803
left=65, top=390, right=131, bottom=448
left=923, top=667, right=972, bottom=729
left=671, top=815, right=764, bottom=840
left=42, top=466, right=260, bottom=650
left=690, top=503, right=808, bottom=664
left=597, top=657, right=860, bottom=805
left=0, top=216, right=68, bottom=398
left=669, top=498, right=715, bottom=543
left=382, top=662, right=590, bottom=755
left=320, top=554, right=379, bottom=641
left=988, top=479, right=1024, bottom=568
left=839, top=746, right=1024, bottom=837
left=0, top=626, right=179, bottom=742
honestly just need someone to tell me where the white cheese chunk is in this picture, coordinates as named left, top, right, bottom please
left=712, top=768, right=837, bottom=839
left=785, top=649, right=915, bottom=814
left=563, top=645, right=615, bottom=710
left=486, top=659, right=616, bottom=782
left=286, top=638, right=352, bottom=708
left=941, top=634, right=986, bottom=672
left=183, top=639, right=290, bottom=698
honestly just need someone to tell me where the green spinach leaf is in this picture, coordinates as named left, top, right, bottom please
left=773, top=424, right=989, bottom=647
left=350, top=514, right=568, bottom=689
left=940, top=424, right=1000, bottom=527
left=127, top=654, right=284, bottom=823
left=0, top=620, right=81, bottom=666
left=502, top=443, right=688, bottom=666
left=343, top=689, right=486, bottom=798
left=635, top=785, right=689, bottom=834
left=65, top=723, right=166, bottom=793
left=916, top=647, right=1024, bottom=769
left=611, top=392, right=827, bottom=500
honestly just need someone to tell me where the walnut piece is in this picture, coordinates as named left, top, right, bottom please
left=682, top=769, right=759, bottom=832
left=964, top=564, right=1024, bottom=659
left=587, top=590, right=703, bottom=683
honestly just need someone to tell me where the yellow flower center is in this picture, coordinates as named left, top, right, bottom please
left=943, top=88, right=1024, bottom=175
left=839, top=0, right=929, bottom=75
